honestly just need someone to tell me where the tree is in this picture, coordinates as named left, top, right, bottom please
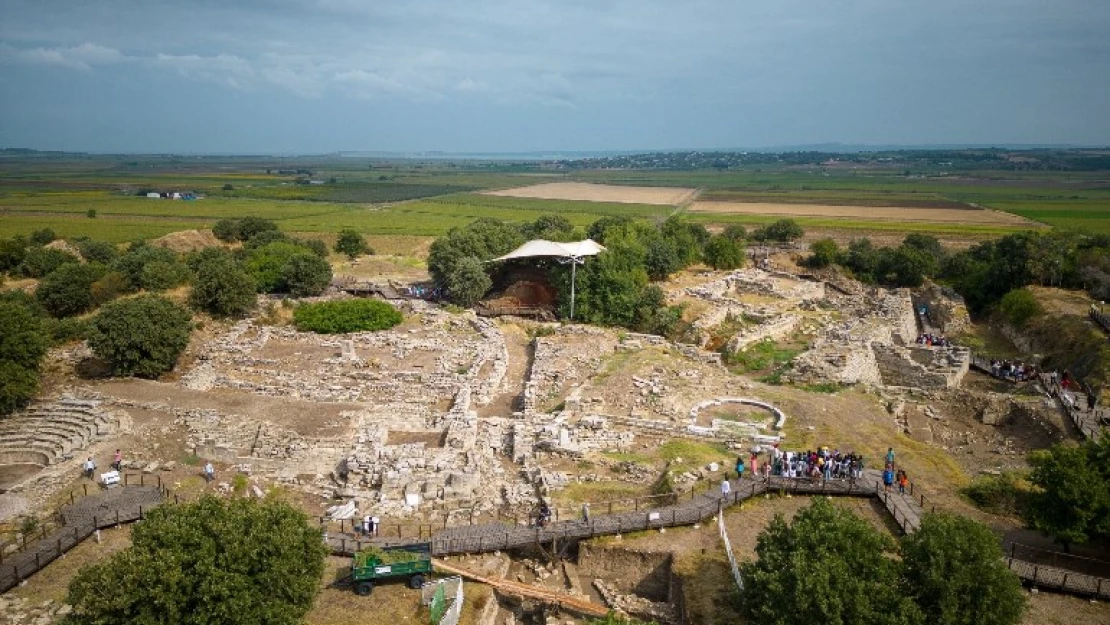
left=212, top=218, right=241, bottom=242
left=0, top=236, right=28, bottom=273
left=1023, top=436, right=1110, bottom=549
left=523, top=215, right=575, bottom=241
left=189, top=255, right=257, bottom=318
left=18, top=247, right=79, bottom=278
left=427, top=219, right=523, bottom=286
left=998, top=288, right=1042, bottom=327
left=73, top=239, right=119, bottom=264
left=65, top=495, right=327, bottom=625
left=236, top=217, right=279, bottom=242
left=753, top=219, right=805, bottom=243
left=643, top=237, right=682, bottom=281
left=0, top=299, right=49, bottom=415
left=740, top=498, right=923, bottom=625
left=111, top=245, right=180, bottom=291
left=90, top=271, right=129, bottom=307
left=243, top=229, right=289, bottom=249
left=334, top=229, right=371, bottom=259
left=35, top=263, right=104, bottom=317
left=901, top=513, right=1026, bottom=625
left=282, top=254, right=332, bottom=297
left=446, top=256, right=492, bottom=307
left=808, top=238, right=841, bottom=268
left=703, top=235, right=746, bottom=270
left=722, top=224, right=747, bottom=242
left=140, top=259, right=191, bottom=291
left=29, top=228, right=56, bottom=246
left=88, top=295, right=193, bottom=378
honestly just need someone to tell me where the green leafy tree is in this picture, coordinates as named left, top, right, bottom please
left=0, top=299, right=50, bottom=415
left=998, top=288, right=1042, bottom=327
left=523, top=215, right=576, bottom=241
left=880, top=245, right=932, bottom=287
left=243, top=229, right=289, bottom=249
left=427, top=218, right=523, bottom=285
left=293, top=299, right=403, bottom=334
left=90, top=271, right=130, bottom=307
left=212, top=218, right=241, bottom=242
left=903, top=233, right=945, bottom=273
left=808, top=238, right=841, bottom=268
left=703, top=235, right=746, bottom=270
left=65, top=495, right=327, bottom=625
left=35, top=263, right=104, bottom=317
left=18, top=247, right=79, bottom=278
left=294, top=237, right=330, bottom=259
left=643, top=237, right=682, bottom=281
left=901, top=513, right=1026, bottom=625
left=740, top=498, right=923, bottom=625
left=282, top=254, right=332, bottom=297
left=29, top=228, right=56, bottom=246
left=140, top=259, right=191, bottom=291
left=723, top=224, right=747, bottom=242
left=334, top=229, right=371, bottom=259
left=753, top=219, right=805, bottom=243
left=88, top=295, right=193, bottom=378
left=0, top=236, right=28, bottom=272
left=586, top=216, right=635, bottom=244
left=189, top=255, right=257, bottom=317
left=73, top=239, right=119, bottom=264
left=1023, top=436, right=1110, bottom=548
left=237, top=217, right=280, bottom=242
left=245, top=242, right=313, bottom=293
left=111, top=245, right=180, bottom=291
left=446, top=256, right=492, bottom=307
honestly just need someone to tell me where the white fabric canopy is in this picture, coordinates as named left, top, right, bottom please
left=490, top=239, right=606, bottom=262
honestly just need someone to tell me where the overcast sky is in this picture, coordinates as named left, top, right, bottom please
left=1, top=0, right=1108, bottom=154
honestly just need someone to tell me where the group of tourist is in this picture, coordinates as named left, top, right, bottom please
left=915, top=333, right=952, bottom=347
left=766, top=446, right=866, bottom=480
left=82, top=448, right=126, bottom=479
left=989, top=359, right=1037, bottom=381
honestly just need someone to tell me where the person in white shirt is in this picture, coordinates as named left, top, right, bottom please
left=83, top=456, right=96, bottom=479
left=204, top=462, right=215, bottom=483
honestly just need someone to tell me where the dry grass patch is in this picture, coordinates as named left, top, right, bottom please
left=485, top=182, right=697, bottom=205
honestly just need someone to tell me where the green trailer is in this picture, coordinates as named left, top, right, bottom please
left=351, top=543, right=433, bottom=596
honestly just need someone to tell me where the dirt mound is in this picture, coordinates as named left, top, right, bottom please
left=44, top=239, right=83, bottom=261
left=483, top=280, right=557, bottom=310
left=151, top=229, right=221, bottom=253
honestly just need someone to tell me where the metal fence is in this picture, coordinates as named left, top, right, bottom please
left=717, top=503, right=744, bottom=593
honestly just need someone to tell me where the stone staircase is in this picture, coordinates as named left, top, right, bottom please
left=0, top=397, right=121, bottom=467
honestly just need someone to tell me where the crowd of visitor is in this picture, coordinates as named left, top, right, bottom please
left=915, top=333, right=952, bottom=347
left=989, top=359, right=1037, bottom=381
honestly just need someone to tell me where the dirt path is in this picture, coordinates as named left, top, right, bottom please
left=477, top=323, right=532, bottom=418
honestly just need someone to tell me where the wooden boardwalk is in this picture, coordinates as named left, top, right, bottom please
left=4, top=472, right=1108, bottom=602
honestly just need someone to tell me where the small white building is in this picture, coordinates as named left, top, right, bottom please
left=146, top=192, right=161, bottom=199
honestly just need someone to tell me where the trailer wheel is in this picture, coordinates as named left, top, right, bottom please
left=355, top=581, right=374, bottom=596
left=408, top=574, right=425, bottom=589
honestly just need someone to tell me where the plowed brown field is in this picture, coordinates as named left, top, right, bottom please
left=485, top=182, right=697, bottom=205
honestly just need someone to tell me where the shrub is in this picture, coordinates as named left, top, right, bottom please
left=0, top=236, right=28, bottom=272
left=139, top=259, right=191, bottom=291
left=293, top=299, right=402, bottom=334
left=189, top=256, right=257, bottom=318
left=36, top=263, right=104, bottom=317
left=211, top=219, right=240, bottom=242
left=295, top=237, right=330, bottom=258
left=18, top=247, right=79, bottom=278
left=111, top=245, right=180, bottom=291
left=88, top=295, right=193, bottom=378
left=334, top=229, right=371, bottom=259
left=242, top=229, right=289, bottom=249
left=236, top=217, right=279, bottom=242
left=29, top=228, right=56, bottom=246
left=722, top=224, right=747, bottom=242
left=808, top=238, right=841, bottom=268
left=246, top=241, right=331, bottom=295
left=999, top=288, right=1042, bottom=327
left=65, top=496, right=327, bottom=625
left=74, top=239, right=118, bottom=264
left=752, top=218, right=804, bottom=243
left=86, top=209, right=97, bottom=219
left=45, top=317, right=92, bottom=345
left=90, top=271, right=129, bottom=307
left=961, top=473, right=1029, bottom=515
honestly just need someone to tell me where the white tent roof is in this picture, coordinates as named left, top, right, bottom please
left=490, top=239, right=606, bottom=262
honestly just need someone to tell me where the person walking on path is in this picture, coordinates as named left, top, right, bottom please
left=83, top=456, right=96, bottom=479
left=370, top=516, right=379, bottom=538
left=883, top=466, right=894, bottom=492
left=204, top=461, right=215, bottom=483
left=897, top=470, right=908, bottom=495
left=581, top=502, right=590, bottom=523
left=112, top=449, right=122, bottom=472
left=721, top=478, right=731, bottom=498
left=362, top=514, right=372, bottom=537
left=735, top=456, right=746, bottom=480
left=885, top=447, right=896, bottom=467
left=749, top=453, right=759, bottom=477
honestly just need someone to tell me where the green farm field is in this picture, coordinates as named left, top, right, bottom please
left=1, top=157, right=1107, bottom=245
